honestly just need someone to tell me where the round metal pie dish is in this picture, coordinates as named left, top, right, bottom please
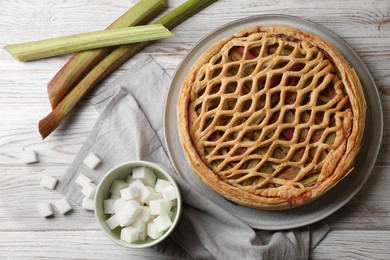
left=164, top=15, right=382, bottom=230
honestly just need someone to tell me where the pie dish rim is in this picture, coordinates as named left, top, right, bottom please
left=164, top=14, right=382, bottom=229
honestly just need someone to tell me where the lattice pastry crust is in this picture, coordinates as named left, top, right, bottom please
left=177, top=25, right=366, bottom=209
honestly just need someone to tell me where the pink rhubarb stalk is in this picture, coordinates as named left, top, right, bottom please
left=39, top=0, right=218, bottom=139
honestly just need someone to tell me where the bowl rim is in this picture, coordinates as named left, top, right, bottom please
left=94, top=160, right=182, bottom=248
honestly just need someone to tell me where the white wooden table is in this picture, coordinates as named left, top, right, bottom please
left=1, top=0, right=389, bottom=259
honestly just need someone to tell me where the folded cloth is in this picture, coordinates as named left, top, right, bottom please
left=57, top=54, right=330, bottom=260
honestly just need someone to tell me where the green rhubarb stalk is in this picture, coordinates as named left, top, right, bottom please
left=207, top=98, right=220, bottom=111
left=325, top=132, right=336, bottom=145
left=246, top=159, right=261, bottom=170
left=226, top=82, right=237, bottom=93
left=47, top=0, right=167, bottom=109
left=318, top=94, right=331, bottom=104
left=301, top=111, right=311, bottom=123
left=284, top=110, right=295, bottom=123
left=271, top=147, right=287, bottom=159
left=253, top=130, right=262, bottom=140
left=5, top=25, right=172, bottom=61
left=39, top=0, right=218, bottom=139
left=281, top=45, right=294, bottom=56
left=260, top=164, right=274, bottom=174
left=154, top=0, right=217, bottom=30
left=268, top=44, right=279, bottom=55
left=202, top=117, right=215, bottom=131
left=220, top=147, right=229, bottom=155
left=301, top=174, right=320, bottom=187
left=205, top=147, right=214, bottom=155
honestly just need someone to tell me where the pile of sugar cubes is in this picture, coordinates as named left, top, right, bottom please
left=75, top=173, right=97, bottom=211
left=104, top=166, right=179, bottom=244
left=76, top=153, right=102, bottom=210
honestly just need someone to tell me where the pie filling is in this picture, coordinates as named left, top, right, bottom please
left=179, top=26, right=365, bottom=209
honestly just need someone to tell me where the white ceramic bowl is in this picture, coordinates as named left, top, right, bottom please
left=94, top=161, right=182, bottom=248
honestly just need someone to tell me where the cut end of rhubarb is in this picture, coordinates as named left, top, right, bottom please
left=38, top=112, right=65, bottom=139
left=47, top=81, right=65, bottom=110
left=47, top=74, right=77, bottom=110
left=3, top=45, right=22, bottom=61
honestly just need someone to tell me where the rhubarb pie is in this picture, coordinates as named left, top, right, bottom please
left=177, top=25, right=366, bottom=209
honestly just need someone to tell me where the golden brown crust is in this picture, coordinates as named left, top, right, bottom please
left=177, top=25, right=366, bottom=210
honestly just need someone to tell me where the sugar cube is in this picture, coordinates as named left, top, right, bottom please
left=40, top=176, right=58, bottom=190
left=103, top=199, right=115, bottom=214
left=120, top=186, right=139, bottom=201
left=139, top=206, right=152, bottom=222
left=126, top=175, right=133, bottom=184
left=82, top=197, right=94, bottom=211
left=132, top=219, right=147, bottom=241
left=149, top=199, right=172, bottom=215
left=140, top=186, right=162, bottom=203
left=21, top=149, right=38, bottom=164
left=106, top=215, right=119, bottom=230
left=81, top=182, right=96, bottom=199
left=122, top=200, right=141, bottom=219
left=116, top=212, right=134, bottom=227
left=55, top=198, right=72, bottom=215
left=132, top=167, right=156, bottom=186
left=154, top=179, right=171, bottom=193
left=75, top=173, right=92, bottom=187
left=154, top=213, right=173, bottom=232
left=112, top=198, right=126, bottom=214
left=138, top=228, right=147, bottom=241
left=129, top=179, right=145, bottom=190
left=120, top=226, right=139, bottom=243
left=161, top=185, right=178, bottom=201
left=147, top=222, right=163, bottom=240
left=37, top=202, right=53, bottom=218
left=83, top=153, right=101, bottom=169
left=133, top=218, right=147, bottom=234
left=110, top=180, right=127, bottom=197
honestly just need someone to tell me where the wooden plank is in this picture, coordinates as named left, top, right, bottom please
left=325, top=166, right=390, bottom=230
left=0, top=103, right=96, bottom=165
left=0, top=0, right=389, bottom=41
left=0, top=230, right=390, bottom=259
left=0, top=230, right=183, bottom=259
left=312, top=230, right=390, bottom=259
left=0, top=166, right=99, bottom=231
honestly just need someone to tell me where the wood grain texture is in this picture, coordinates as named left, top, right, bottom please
left=0, top=0, right=389, bottom=258
left=0, top=231, right=182, bottom=259
left=313, top=231, right=390, bottom=259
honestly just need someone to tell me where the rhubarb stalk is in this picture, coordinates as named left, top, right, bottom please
left=5, top=25, right=173, bottom=61
left=39, top=0, right=218, bottom=139
left=47, top=0, right=167, bottom=109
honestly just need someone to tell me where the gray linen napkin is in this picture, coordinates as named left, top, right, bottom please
left=57, top=54, right=330, bottom=260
